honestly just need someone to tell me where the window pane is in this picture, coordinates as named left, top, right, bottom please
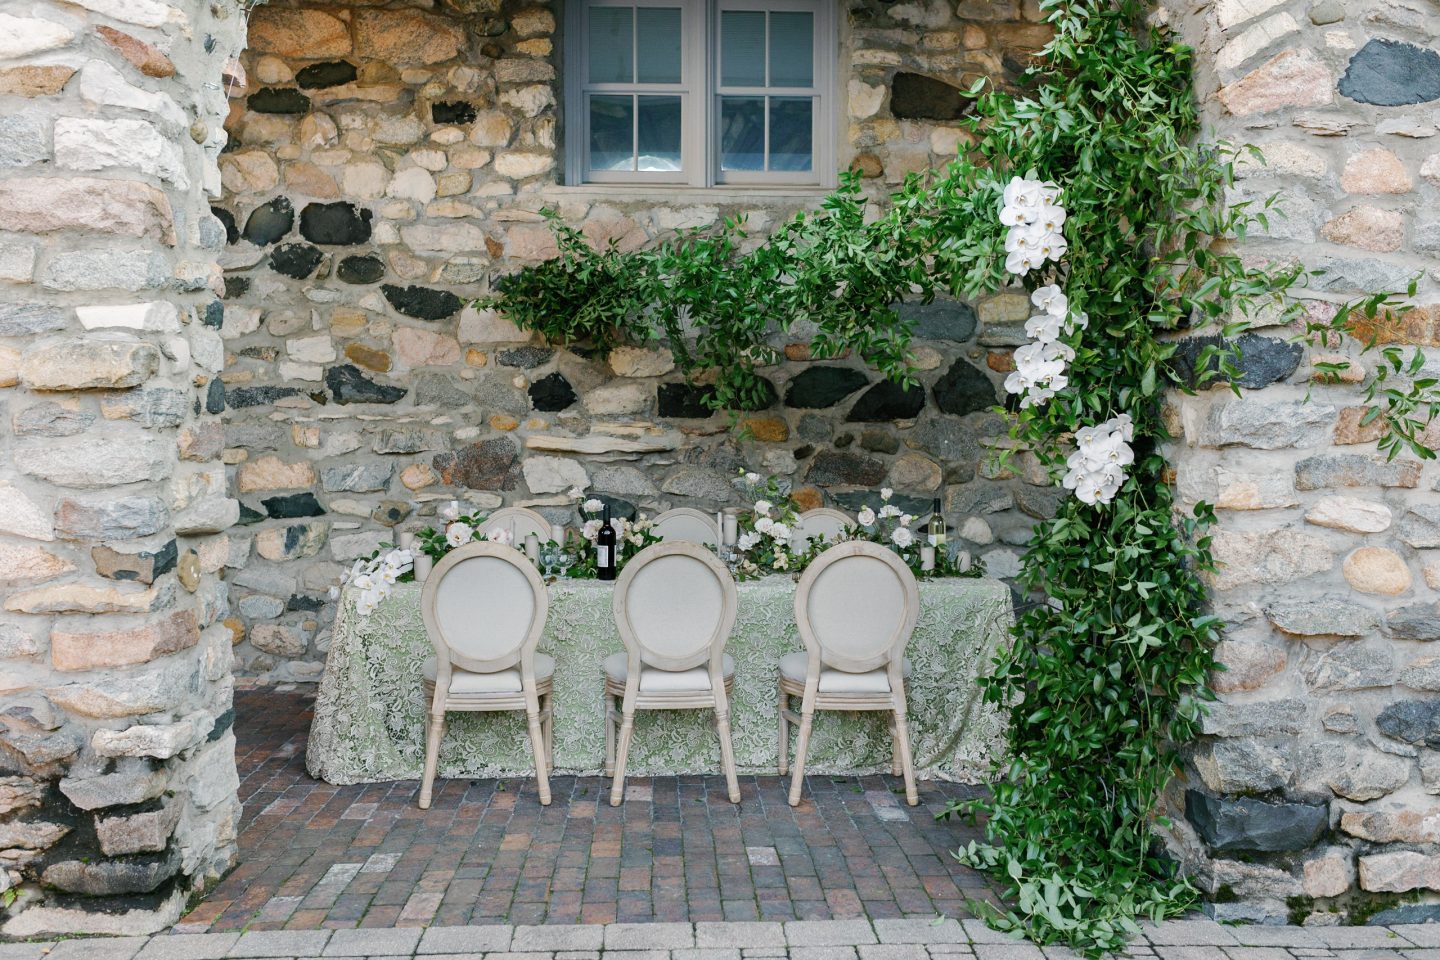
left=636, top=8, right=682, bottom=84
left=769, top=12, right=813, bottom=87
left=636, top=96, right=682, bottom=171
left=589, top=7, right=633, bottom=83
left=590, top=94, right=634, bottom=171
left=721, top=11, right=765, bottom=86
left=769, top=97, right=812, bottom=171
left=720, top=96, right=765, bottom=171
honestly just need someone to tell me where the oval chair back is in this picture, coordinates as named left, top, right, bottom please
left=650, top=507, right=719, bottom=547
left=613, top=540, right=736, bottom=673
left=794, top=540, right=918, bottom=675
left=478, top=506, right=553, bottom=546
left=795, top=508, right=852, bottom=547
left=421, top=541, right=548, bottom=675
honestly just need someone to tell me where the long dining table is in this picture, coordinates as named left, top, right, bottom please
left=306, top=575, right=1013, bottom=784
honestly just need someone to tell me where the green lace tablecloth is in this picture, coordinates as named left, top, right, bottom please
left=307, top=576, right=1012, bottom=784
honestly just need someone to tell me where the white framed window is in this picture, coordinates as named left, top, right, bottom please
left=564, top=0, right=835, bottom=188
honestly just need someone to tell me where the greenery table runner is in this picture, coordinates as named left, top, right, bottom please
left=306, top=576, right=1013, bottom=784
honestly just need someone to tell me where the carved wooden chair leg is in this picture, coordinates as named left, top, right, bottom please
left=527, top=708, right=551, bottom=806
left=776, top=685, right=790, bottom=776
left=610, top=711, right=635, bottom=806
left=893, top=709, right=919, bottom=806
left=787, top=709, right=815, bottom=807
left=419, top=711, right=444, bottom=810
left=716, top=707, right=741, bottom=803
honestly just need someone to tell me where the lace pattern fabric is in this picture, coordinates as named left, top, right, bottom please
left=306, top=577, right=1013, bottom=784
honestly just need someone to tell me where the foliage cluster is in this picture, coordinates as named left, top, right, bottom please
left=482, top=1, right=1436, bottom=954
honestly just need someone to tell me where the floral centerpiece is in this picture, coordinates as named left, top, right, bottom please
left=849, top=489, right=984, bottom=580
left=563, top=495, right=662, bottom=578
left=331, top=547, right=414, bottom=617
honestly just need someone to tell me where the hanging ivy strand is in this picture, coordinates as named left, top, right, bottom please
left=482, top=0, right=1434, bottom=953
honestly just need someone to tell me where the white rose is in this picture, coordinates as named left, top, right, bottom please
left=583, top=498, right=605, bottom=515
left=891, top=527, right=915, bottom=549
left=753, top=499, right=773, bottom=517
left=880, top=487, right=893, bottom=501
left=445, top=522, right=473, bottom=548
left=582, top=519, right=602, bottom=541
left=487, top=527, right=513, bottom=545
left=879, top=504, right=901, bottom=519
left=755, top=517, right=774, bottom=534
left=745, top=472, right=761, bottom=484
left=737, top=531, right=761, bottom=551
left=857, top=507, right=876, bottom=527
left=769, top=522, right=791, bottom=542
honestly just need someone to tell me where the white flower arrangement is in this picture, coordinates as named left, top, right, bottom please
left=444, top=522, right=473, bottom=548
left=998, top=173, right=1128, bottom=505
left=333, top=548, right=414, bottom=617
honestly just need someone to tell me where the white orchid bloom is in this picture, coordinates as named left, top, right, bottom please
left=1025, top=312, right=1065, bottom=342
left=1031, top=285, right=1068, bottom=317
left=1003, top=176, right=1044, bottom=210
left=1005, top=248, right=1041, bottom=275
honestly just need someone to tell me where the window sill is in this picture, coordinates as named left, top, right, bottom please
left=540, top=184, right=836, bottom=205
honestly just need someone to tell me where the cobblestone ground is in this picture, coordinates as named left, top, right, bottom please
left=180, top=686, right=1002, bottom=933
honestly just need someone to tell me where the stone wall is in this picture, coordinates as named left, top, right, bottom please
left=1163, top=0, right=1440, bottom=923
left=213, top=0, right=1053, bottom=681
left=0, top=0, right=245, bottom=937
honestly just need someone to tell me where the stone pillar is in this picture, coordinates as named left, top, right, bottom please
left=1163, top=0, right=1440, bottom=924
left=0, top=0, right=245, bottom=937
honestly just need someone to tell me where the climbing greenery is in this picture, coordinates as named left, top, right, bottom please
left=485, top=0, right=1436, bottom=954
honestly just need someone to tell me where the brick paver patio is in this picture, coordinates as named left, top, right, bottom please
left=180, top=685, right=1002, bottom=934
left=2, top=917, right=1433, bottom=959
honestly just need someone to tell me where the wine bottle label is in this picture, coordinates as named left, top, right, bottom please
left=597, top=546, right=611, bottom=566
left=928, top=532, right=946, bottom=547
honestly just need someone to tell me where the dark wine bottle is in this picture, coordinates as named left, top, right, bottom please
left=927, top=498, right=946, bottom=548
left=596, top=504, right=617, bottom=581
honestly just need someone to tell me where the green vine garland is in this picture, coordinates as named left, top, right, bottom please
left=484, top=0, right=1436, bottom=953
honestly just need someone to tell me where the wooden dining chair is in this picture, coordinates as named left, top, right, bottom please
left=418, top=541, right=553, bottom=809
left=478, top=506, right=553, bottom=545
left=795, top=507, right=852, bottom=547
left=604, top=540, right=740, bottom=806
left=779, top=540, right=921, bottom=807
left=650, top=507, right=719, bottom=546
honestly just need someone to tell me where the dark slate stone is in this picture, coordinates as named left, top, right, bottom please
left=847, top=380, right=926, bottom=422
left=248, top=87, right=311, bottom=114
left=96, top=539, right=178, bottom=583
left=1169, top=333, right=1303, bottom=390
left=300, top=201, right=373, bottom=246
left=933, top=358, right=998, bottom=417
left=1368, top=904, right=1440, bottom=925
left=208, top=707, right=235, bottom=741
left=831, top=490, right=931, bottom=517
left=224, top=276, right=250, bottom=299
left=204, top=379, right=225, bottom=414
left=1376, top=699, right=1440, bottom=747
left=588, top=495, right=637, bottom=522
left=1184, top=789, right=1328, bottom=853
left=211, top=206, right=239, bottom=244
left=337, top=254, right=385, bottom=285
left=202, top=301, right=223, bottom=329
left=498, top=346, right=555, bottom=368
left=269, top=242, right=324, bottom=279
left=226, top=385, right=302, bottom=408
left=1388, top=602, right=1440, bottom=641
left=326, top=364, right=407, bottom=405
left=237, top=503, right=265, bottom=526
left=433, top=437, right=518, bottom=490
left=295, top=60, right=357, bottom=89
left=262, top=492, right=325, bottom=519
left=528, top=373, right=577, bottom=411
left=898, top=297, right=978, bottom=342
left=287, top=594, right=325, bottom=612
left=381, top=283, right=462, bottom=320
left=890, top=72, right=967, bottom=121
left=806, top=450, right=887, bottom=487
left=658, top=382, right=717, bottom=418
left=242, top=197, right=294, bottom=246
left=432, top=100, right=478, bottom=124
left=1339, top=39, right=1440, bottom=106
left=785, top=367, right=870, bottom=408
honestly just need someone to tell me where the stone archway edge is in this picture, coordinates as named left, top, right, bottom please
left=3, top=917, right=1435, bottom=958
